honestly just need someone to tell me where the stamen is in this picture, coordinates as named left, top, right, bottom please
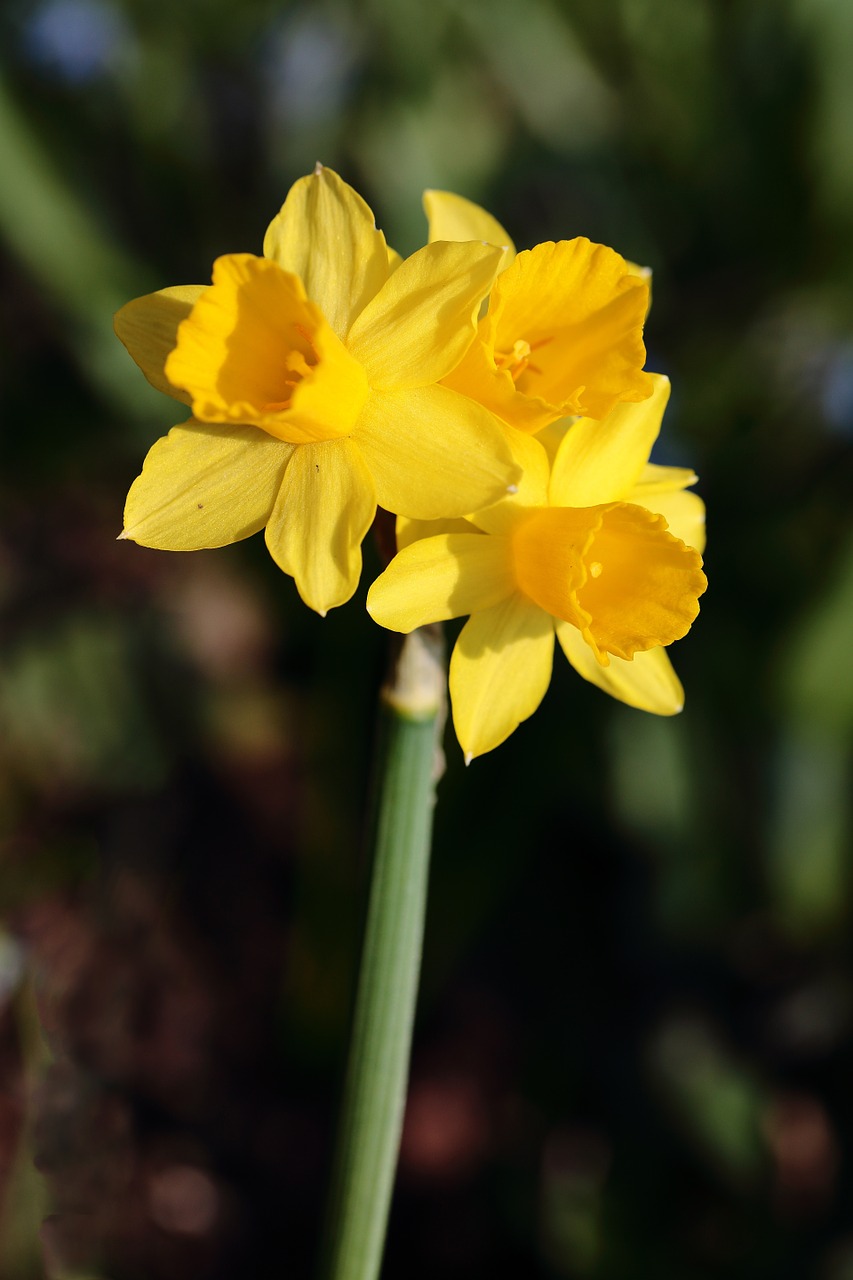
left=496, top=338, right=531, bottom=381
left=293, top=321, right=317, bottom=355
left=262, top=343, right=316, bottom=413
left=495, top=335, right=554, bottom=383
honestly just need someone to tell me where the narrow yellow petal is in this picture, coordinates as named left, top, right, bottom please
left=535, top=416, right=577, bottom=464
left=632, top=462, right=698, bottom=495
left=114, top=285, right=205, bottom=404
left=632, top=488, right=707, bottom=553
left=122, top=420, right=292, bottom=549
left=346, top=241, right=503, bottom=389
left=165, top=254, right=368, bottom=444
left=450, top=595, right=554, bottom=759
left=549, top=374, right=670, bottom=507
left=367, top=533, right=514, bottom=632
left=353, top=384, right=519, bottom=520
left=468, top=429, right=550, bottom=535
left=555, top=621, right=684, bottom=715
left=396, top=516, right=478, bottom=551
left=264, top=439, right=376, bottom=614
left=423, top=189, right=515, bottom=267
left=262, top=166, right=392, bottom=338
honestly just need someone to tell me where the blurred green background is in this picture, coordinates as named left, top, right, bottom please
left=1, top=0, right=853, bottom=1276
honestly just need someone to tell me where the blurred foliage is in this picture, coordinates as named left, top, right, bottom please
left=0, top=0, right=852, bottom=1277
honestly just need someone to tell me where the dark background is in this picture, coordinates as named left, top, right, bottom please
left=1, top=0, right=853, bottom=1276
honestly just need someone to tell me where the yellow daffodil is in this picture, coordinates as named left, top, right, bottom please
left=115, top=167, right=519, bottom=614
left=367, top=375, right=707, bottom=759
left=423, top=189, right=654, bottom=434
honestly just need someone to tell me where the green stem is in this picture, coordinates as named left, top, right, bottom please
left=319, top=626, right=446, bottom=1280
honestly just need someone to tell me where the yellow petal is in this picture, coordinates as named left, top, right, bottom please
left=467, top=428, right=550, bottom=534
left=165, top=254, right=369, bottom=444
left=264, top=438, right=376, bottom=614
left=114, top=285, right=206, bottom=404
left=622, top=463, right=705, bottom=549
left=121, top=419, right=292, bottom=549
left=450, top=595, right=555, bottom=760
left=423, top=189, right=515, bottom=267
left=549, top=374, right=670, bottom=507
left=353, top=384, right=519, bottom=519
left=632, top=488, right=707, bottom=554
left=262, top=166, right=392, bottom=338
left=346, top=241, right=503, bottom=389
left=555, top=621, right=684, bottom=715
left=447, top=239, right=653, bottom=430
left=367, top=533, right=514, bottom=632
left=396, top=516, right=478, bottom=551
left=631, top=463, right=698, bottom=495
left=535, top=416, right=577, bottom=464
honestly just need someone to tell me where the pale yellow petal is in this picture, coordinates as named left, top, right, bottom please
left=346, top=241, right=503, bottom=389
left=121, top=420, right=292, bottom=549
left=114, top=285, right=206, bottom=405
left=396, top=516, right=478, bottom=551
left=423, top=189, right=515, bottom=267
left=264, top=438, right=376, bottom=614
left=450, top=595, right=554, bottom=759
left=549, top=374, right=670, bottom=507
left=632, top=463, right=698, bottom=495
left=367, top=533, right=514, bottom=632
left=353, top=384, right=518, bottom=519
left=535, top=416, right=577, bottom=464
left=556, top=621, right=684, bottom=715
left=262, top=166, right=391, bottom=338
left=632, top=488, right=707, bottom=553
left=468, top=428, right=550, bottom=534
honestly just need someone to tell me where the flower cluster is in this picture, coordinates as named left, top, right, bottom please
left=116, top=167, right=706, bottom=758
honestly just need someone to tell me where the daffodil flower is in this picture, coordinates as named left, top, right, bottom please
left=367, top=375, right=707, bottom=759
left=423, top=189, right=654, bottom=433
left=115, top=168, right=519, bottom=614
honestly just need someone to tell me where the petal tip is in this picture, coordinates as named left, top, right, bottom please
left=313, top=160, right=324, bottom=175
left=464, top=751, right=473, bottom=767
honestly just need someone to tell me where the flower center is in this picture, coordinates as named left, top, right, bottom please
left=494, top=336, right=552, bottom=384
left=262, top=325, right=318, bottom=412
left=512, top=502, right=706, bottom=664
left=165, top=254, right=370, bottom=445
